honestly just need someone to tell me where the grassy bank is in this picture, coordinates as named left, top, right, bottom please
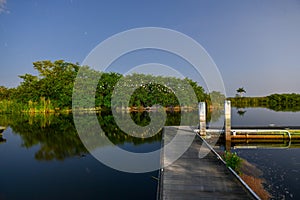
left=0, top=99, right=71, bottom=114
left=221, top=151, right=272, bottom=200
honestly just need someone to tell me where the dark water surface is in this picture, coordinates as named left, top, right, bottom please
left=0, top=128, right=159, bottom=200
left=232, top=107, right=300, bottom=127
left=0, top=108, right=300, bottom=199
left=231, top=107, right=300, bottom=200
left=232, top=148, right=300, bottom=199
left=0, top=113, right=161, bottom=200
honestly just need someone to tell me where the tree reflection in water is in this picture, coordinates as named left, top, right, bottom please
left=0, top=110, right=222, bottom=161
left=0, top=111, right=191, bottom=161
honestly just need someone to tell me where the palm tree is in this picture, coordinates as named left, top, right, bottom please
left=236, top=87, right=246, bottom=97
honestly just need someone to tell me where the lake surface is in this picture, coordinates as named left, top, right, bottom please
left=232, top=107, right=300, bottom=127
left=230, top=107, right=300, bottom=200
left=0, top=108, right=300, bottom=199
left=0, top=113, right=162, bottom=200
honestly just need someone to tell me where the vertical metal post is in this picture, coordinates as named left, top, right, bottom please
left=199, top=102, right=206, bottom=136
left=225, top=100, right=231, bottom=141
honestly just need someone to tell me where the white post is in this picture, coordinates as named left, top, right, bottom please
left=199, top=102, right=206, bottom=136
left=225, top=100, right=231, bottom=141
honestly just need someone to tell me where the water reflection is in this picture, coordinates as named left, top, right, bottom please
left=0, top=114, right=87, bottom=160
left=0, top=134, right=6, bottom=143
left=0, top=113, right=159, bottom=160
left=237, top=108, right=247, bottom=116
left=0, top=111, right=202, bottom=161
left=2, top=107, right=299, bottom=161
left=0, top=108, right=300, bottom=199
left=232, top=107, right=300, bottom=127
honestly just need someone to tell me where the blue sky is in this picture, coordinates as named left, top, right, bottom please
left=0, top=0, right=300, bottom=96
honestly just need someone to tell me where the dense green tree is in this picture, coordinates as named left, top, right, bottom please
left=96, top=72, right=122, bottom=108
left=208, top=91, right=226, bottom=107
left=14, top=60, right=79, bottom=109
left=0, top=60, right=221, bottom=112
left=184, top=78, right=207, bottom=102
left=0, top=86, right=10, bottom=100
left=15, top=74, right=40, bottom=102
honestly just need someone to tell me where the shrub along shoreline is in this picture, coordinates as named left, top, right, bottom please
left=0, top=60, right=225, bottom=114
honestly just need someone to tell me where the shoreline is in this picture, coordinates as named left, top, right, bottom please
left=0, top=105, right=205, bottom=114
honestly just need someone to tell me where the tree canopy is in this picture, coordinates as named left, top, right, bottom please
left=0, top=60, right=220, bottom=113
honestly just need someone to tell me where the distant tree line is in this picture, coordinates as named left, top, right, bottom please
left=229, top=93, right=300, bottom=112
left=0, top=60, right=225, bottom=113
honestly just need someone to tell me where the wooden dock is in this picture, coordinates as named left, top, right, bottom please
left=158, top=126, right=258, bottom=200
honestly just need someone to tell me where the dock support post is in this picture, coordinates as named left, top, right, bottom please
left=199, top=102, right=206, bottom=136
left=225, top=100, right=231, bottom=141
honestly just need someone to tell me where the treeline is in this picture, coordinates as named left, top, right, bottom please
left=0, top=60, right=225, bottom=113
left=229, top=93, right=300, bottom=112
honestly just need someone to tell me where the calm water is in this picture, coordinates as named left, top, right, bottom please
left=231, top=107, right=300, bottom=200
left=0, top=113, right=162, bottom=200
left=0, top=108, right=300, bottom=199
left=232, top=107, right=300, bottom=127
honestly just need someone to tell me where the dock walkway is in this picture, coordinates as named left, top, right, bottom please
left=158, top=126, right=257, bottom=200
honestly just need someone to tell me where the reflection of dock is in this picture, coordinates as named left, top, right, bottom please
left=0, top=126, right=7, bottom=143
left=231, top=129, right=300, bottom=139
left=0, top=126, right=6, bottom=134
left=229, top=128, right=300, bottom=149
left=204, top=132, right=300, bottom=150
left=203, top=128, right=300, bottom=150
left=157, top=126, right=258, bottom=200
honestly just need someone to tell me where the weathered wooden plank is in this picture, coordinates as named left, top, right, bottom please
left=158, top=126, right=257, bottom=200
